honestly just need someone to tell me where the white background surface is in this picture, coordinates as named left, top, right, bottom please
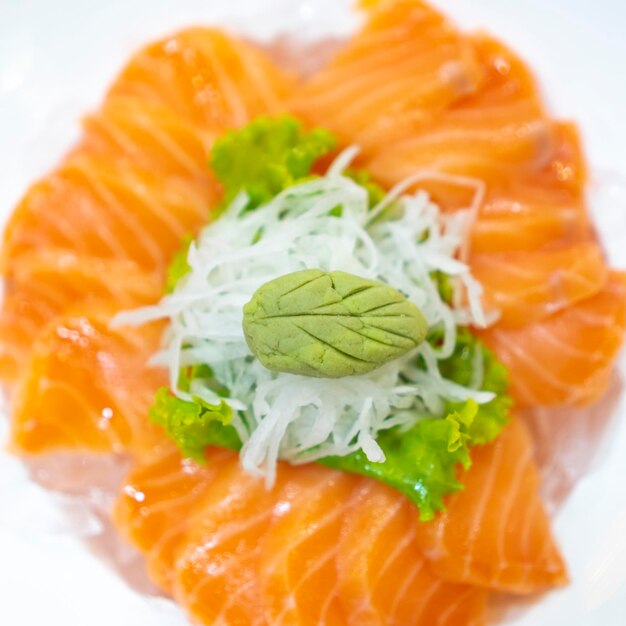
left=1, top=1, right=626, bottom=624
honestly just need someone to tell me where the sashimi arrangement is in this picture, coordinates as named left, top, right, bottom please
left=2, top=1, right=626, bottom=624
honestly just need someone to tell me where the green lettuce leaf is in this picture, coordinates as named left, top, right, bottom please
left=177, top=363, right=228, bottom=396
left=431, top=271, right=454, bottom=304
left=165, top=234, right=193, bottom=293
left=320, top=400, right=478, bottom=521
left=149, top=387, right=240, bottom=461
left=318, top=332, right=511, bottom=520
left=210, top=115, right=336, bottom=211
left=150, top=386, right=482, bottom=520
left=345, top=168, right=386, bottom=208
left=439, top=328, right=511, bottom=444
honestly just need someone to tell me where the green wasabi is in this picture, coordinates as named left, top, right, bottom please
left=242, top=269, right=428, bottom=378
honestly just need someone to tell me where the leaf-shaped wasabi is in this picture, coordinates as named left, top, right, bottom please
left=243, top=269, right=428, bottom=378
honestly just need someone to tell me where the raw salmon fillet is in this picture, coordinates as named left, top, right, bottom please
left=256, top=469, right=356, bottom=626
left=174, top=464, right=337, bottom=625
left=2, top=155, right=217, bottom=273
left=294, top=23, right=549, bottom=186
left=337, top=481, right=487, bottom=625
left=113, top=446, right=236, bottom=591
left=0, top=250, right=161, bottom=382
left=469, top=124, right=590, bottom=254
left=113, top=415, right=563, bottom=624
left=469, top=187, right=589, bottom=254
left=80, top=97, right=218, bottom=179
left=471, top=241, right=607, bottom=328
left=108, top=28, right=295, bottom=132
left=294, top=0, right=621, bottom=386
left=10, top=308, right=167, bottom=461
left=356, top=34, right=565, bottom=191
left=115, top=451, right=491, bottom=625
left=0, top=29, right=296, bottom=385
left=3, top=2, right=626, bottom=626
left=480, top=273, right=626, bottom=407
left=291, top=0, right=484, bottom=153
left=415, top=418, right=567, bottom=593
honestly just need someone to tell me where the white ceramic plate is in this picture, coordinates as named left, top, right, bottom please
left=1, top=1, right=626, bottom=624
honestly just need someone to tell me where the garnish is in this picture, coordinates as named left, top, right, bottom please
left=317, top=333, right=512, bottom=520
left=115, top=116, right=504, bottom=516
left=115, top=166, right=488, bottom=486
left=165, top=234, right=193, bottom=293
left=242, top=269, right=428, bottom=377
left=320, top=400, right=478, bottom=521
left=210, top=115, right=336, bottom=211
left=149, top=387, right=238, bottom=462
left=439, top=328, right=511, bottom=444
left=345, top=168, right=386, bottom=208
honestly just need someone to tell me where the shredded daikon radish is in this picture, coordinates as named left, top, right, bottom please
left=114, top=149, right=491, bottom=486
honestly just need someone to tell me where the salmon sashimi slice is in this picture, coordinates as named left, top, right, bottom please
left=515, top=121, right=587, bottom=197
left=1, top=28, right=295, bottom=391
left=337, top=481, right=487, bottom=626
left=2, top=155, right=218, bottom=275
left=415, top=418, right=568, bottom=593
left=460, top=120, right=585, bottom=223
left=113, top=446, right=236, bottom=591
left=0, top=250, right=161, bottom=383
left=79, top=96, right=219, bottom=180
left=480, top=272, right=626, bottom=407
left=10, top=309, right=167, bottom=461
left=116, top=451, right=318, bottom=623
left=109, top=28, right=296, bottom=131
left=471, top=241, right=607, bottom=328
left=113, top=428, right=562, bottom=619
left=258, top=470, right=356, bottom=626
left=116, top=451, right=489, bottom=626
left=470, top=190, right=588, bottom=254
left=2, top=29, right=295, bottom=268
left=291, top=0, right=483, bottom=152
left=362, top=35, right=554, bottom=188
left=173, top=458, right=288, bottom=626
left=469, top=124, right=590, bottom=254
